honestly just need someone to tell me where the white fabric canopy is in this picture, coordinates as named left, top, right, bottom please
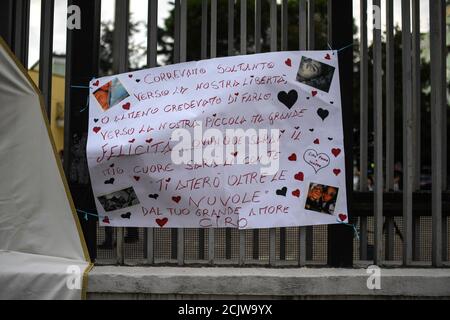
left=0, top=38, right=92, bottom=299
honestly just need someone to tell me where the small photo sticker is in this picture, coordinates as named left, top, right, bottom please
left=97, top=186, right=140, bottom=212
left=296, top=56, right=335, bottom=93
left=304, top=182, right=339, bottom=215
left=93, top=77, right=130, bottom=111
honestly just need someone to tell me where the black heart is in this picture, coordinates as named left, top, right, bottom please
left=135, top=79, right=141, bottom=83
left=104, top=178, right=115, bottom=184
left=317, top=108, right=329, bottom=121
left=309, top=128, right=314, bottom=132
left=276, top=187, right=287, bottom=196
left=294, top=126, right=300, bottom=130
left=328, top=137, right=333, bottom=141
left=330, top=101, right=334, bottom=104
left=94, top=118, right=99, bottom=123
left=121, top=212, right=131, bottom=219
left=148, top=193, right=159, bottom=199
left=277, top=90, right=298, bottom=109
left=109, top=163, right=114, bottom=167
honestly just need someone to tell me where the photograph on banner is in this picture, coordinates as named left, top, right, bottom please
left=86, top=50, right=348, bottom=229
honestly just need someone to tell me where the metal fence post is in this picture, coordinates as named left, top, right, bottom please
left=64, top=0, right=102, bottom=261
left=326, top=0, right=354, bottom=267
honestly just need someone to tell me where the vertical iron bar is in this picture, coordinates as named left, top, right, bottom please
left=385, top=217, right=395, bottom=261
left=113, top=0, right=130, bottom=265
left=412, top=0, right=421, bottom=191
left=171, top=0, right=181, bottom=262
left=196, top=1, right=207, bottom=260
left=385, top=0, right=394, bottom=191
left=402, top=0, right=413, bottom=266
left=208, top=0, right=217, bottom=263
left=304, top=0, right=316, bottom=263
left=360, top=0, right=368, bottom=191
left=281, top=0, right=288, bottom=51
left=373, top=0, right=383, bottom=265
left=210, top=0, right=217, bottom=58
left=201, top=0, right=208, bottom=59
left=64, top=0, right=101, bottom=261
left=240, top=0, right=247, bottom=54
left=228, top=0, right=234, bottom=56
left=147, top=0, right=158, bottom=68
left=251, top=0, right=260, bottom=262
left=278, top=0, right=288, bottom=262
left=359, top=217, right=368, bottom=260
left=39, top=0, right=55, bottom=120
left=307, top=0, right=315, bottom=49
left=145, top=0, right=158, bottom=264
left=255, top=0, right=261, bottom=53
left=13, top=0, right=30, bottom=67
left=269, top=0, right=277, bottom=265
left=413, top=216, right=421, bottom=261
left=327, top=0, right=354, bottom=267
left=429, top=0, right=444, bottom=267
left=234, top=0, right=248, bottom=262
left=177, top=0, right=187, bottom=265
left=298, top=0, right=307, bottom=267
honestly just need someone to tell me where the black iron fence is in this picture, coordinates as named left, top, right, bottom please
left=1, top=0, right=449, bottom=267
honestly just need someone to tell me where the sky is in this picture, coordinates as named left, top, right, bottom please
left=28, top=0, right=431, bottom=68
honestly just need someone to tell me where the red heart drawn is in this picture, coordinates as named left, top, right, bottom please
left=314, top=138, right=320, bottom=144
left=93, top=127, right=101, bottom=133
left=134, top=176, right=140, bottom=181
left=288, top=153, right=297, bottom=161
left=146, top=138, right=153, bottom=144
left=122, top=102, right=131, bottom=110
left=325, top=53, right=331, bottom=60
left=102, top=216, right=110, bottom=224
left=156, top=218, right=168, bottom=227
left=312, top=90, right=318, bottom=97
left=128, top=138, right=135, bottom=143
left=172, top=196, right=181, bottom=203
left=331, top=148, right=341, bottom=157
left=338, top=213, right=347, bottom=221
left=93, top=80, right=99, bottom=86
left=292, top=189, right=300, bottom=198
left=231, top=151, right=238, bottom=157
left=294, top=172, right=304, bottom=181
left=333, top=168, right=341, bottom=176
left=128, top=74, right=133, bottom=78
left=285, top=58, right=292, bottom=67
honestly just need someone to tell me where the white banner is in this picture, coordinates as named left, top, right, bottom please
left=87, top=51, right=348, bottom=229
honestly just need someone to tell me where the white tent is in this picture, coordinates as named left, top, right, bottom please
left=0, top=38, right=92, bottom=299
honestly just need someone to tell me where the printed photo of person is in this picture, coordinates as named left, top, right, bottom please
left=296, top=56, right=335, bottom=93
left=305, top=183, right=323, bottom=212
left=97, top=187, right=140, bottom=212
left=93, top=77, right=130, bottom=111
left=305, top=183, right=339, bottom=215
